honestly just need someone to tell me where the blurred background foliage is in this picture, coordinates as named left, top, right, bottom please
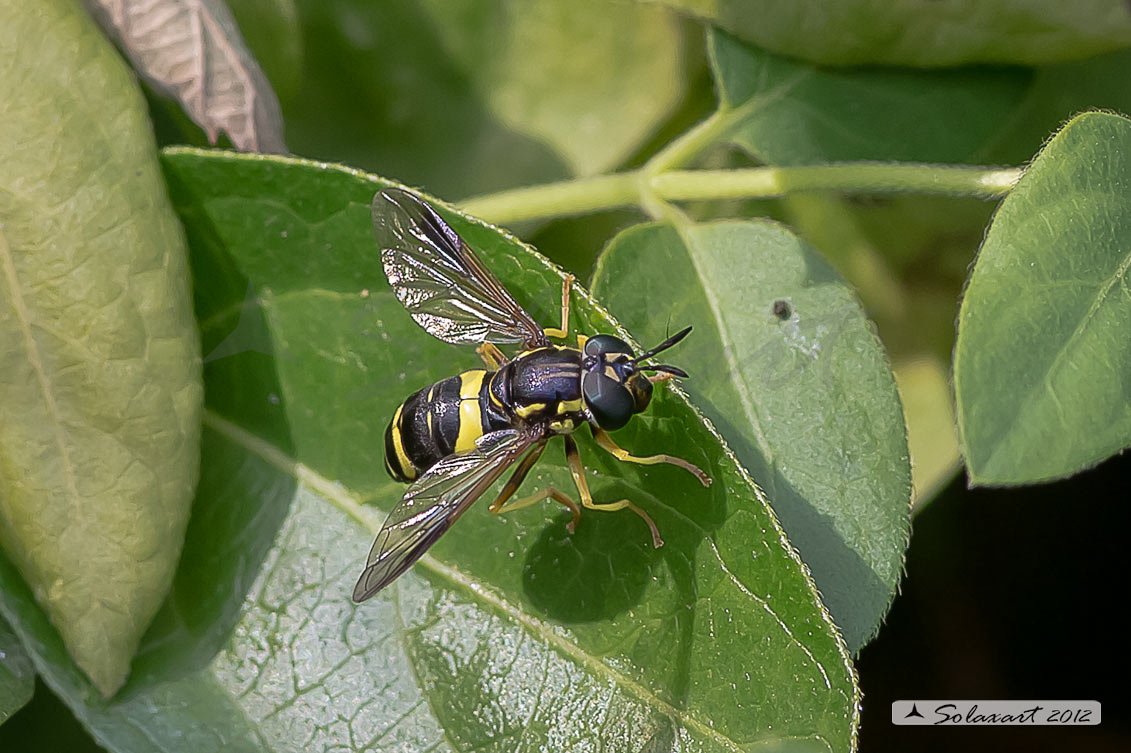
left=4, top=0, right=1131, bottom=750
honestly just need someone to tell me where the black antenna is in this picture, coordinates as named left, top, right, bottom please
left=633, top=326, right=692, bottom=378
left=640, top=363, right=689, bottom=378
left=634, top=326, right=692, bottom=363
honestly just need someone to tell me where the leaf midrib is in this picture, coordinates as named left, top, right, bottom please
left=971, top=199, right=1131, bottom=477
left=984, top=243, right=1131, bottom=473
left=0, top=229, right=84, bottom=520
left=669, top=219, right=777, bottom=482
left=202, top=409, right=750, bottom=753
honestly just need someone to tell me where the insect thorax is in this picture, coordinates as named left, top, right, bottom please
left=498, top=346, right=586, bottom=433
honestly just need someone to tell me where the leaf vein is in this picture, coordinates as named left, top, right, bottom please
left=0, top=229, right=84, bottom=522
left=203, top=409, right=750, bottom=753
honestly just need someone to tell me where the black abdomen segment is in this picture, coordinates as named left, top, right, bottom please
left=383, top=370, right=508, bottom=482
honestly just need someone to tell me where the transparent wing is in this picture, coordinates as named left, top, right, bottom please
left=373, top=188, right=548, bottom=347
left=352, top=428, right=543, bottom=602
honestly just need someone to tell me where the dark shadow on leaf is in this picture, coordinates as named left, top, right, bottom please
left=521, top=512, right=656, bottom=624
left=698, top=392, right=891, bottom=652
left=637, top=717, right=677, bottom=753
left=521, top=464, right=712, bottom=729
left=521, top=484, right=664, bottom=624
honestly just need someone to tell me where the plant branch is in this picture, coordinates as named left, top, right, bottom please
left=459, top=163, right=1022, bottom=226
left=653, top=164, right=1021, bottom=202
left=458, top=173, right=639, bottom=225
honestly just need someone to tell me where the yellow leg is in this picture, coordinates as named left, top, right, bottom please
left=493, top=487, right=583, bottom=532
left=542, top=273, right=574, bottom=340
left=563, top=435, right=664, bottom=548
left=592, top=427, right=712, bottom=487
left=648, top=372, right=675, bottom=384
left=489, top=442, right=582, bottom=531
left=477, top=342, right=507, bottom=370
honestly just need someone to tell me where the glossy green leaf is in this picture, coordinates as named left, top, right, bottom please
left=0, top=0, right=202, bottom=696
left=708, top=28, right=1030, bottom=166
left=652, top=0, right=1131, bottom=66
left=955, top=111, right=1131, bottom=484
left=0, top=615, right=33, bottom=724
left=287, top=0, right=686, bottom=198
left=1, top=150, right=858, bottom=751
left=592, top=220, right=911, bottom=652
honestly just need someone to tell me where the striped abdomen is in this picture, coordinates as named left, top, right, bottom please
left=383, top=369, right=509, bottom=482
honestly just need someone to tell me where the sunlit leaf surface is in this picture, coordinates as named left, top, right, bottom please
left=592, top=219, right=911, bottom=652
left=0, top=0, right=202, bottom=697
left=955, top=111, right=1131, bottom=484
left=0, top=150, right=858, bottom=752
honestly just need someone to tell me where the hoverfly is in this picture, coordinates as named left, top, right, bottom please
left=352, top=188, right=711, bottom=602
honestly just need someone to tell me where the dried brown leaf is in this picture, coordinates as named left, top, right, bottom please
left=84, top=0, right=286, bottom=153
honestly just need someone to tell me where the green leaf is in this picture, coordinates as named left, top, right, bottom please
left=982, top=48, right=1131, bottom=165
left=0, top=615, right=34, bottom=724
left=0, top=0, right=202, bottom=696
left=954, top=111, right=1131, bottom=484
left=415, top=0, right=687, bottom=177
left=2, top=150, right=858, bottom=751
left=591, top=220, right=911, bottom=652
left=287, top=0, right=686, bottom=198
left=707, top=28, right=1030, bottom=166
left=654, top=0, right=1131, bottom=66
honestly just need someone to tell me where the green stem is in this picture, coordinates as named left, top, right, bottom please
left=643, top=110, right=729, bottom=177
left=459, top=163, right=1022, bottom=226
left=458, top=172, right=639, bottom=225
left=652, top=164, right=1020, bottom=201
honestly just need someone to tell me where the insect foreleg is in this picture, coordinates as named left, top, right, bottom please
left=591, top=427, right=712, bottom=487
left=563, top=435, right=663, bottom=548
left=542, top=273, right=574, bottom=340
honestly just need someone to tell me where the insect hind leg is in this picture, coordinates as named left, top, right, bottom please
left=489, top=441, right=582, bottom=531
left=563, top=435, right=663, bottom=548
left=494, top=487, right=583, bottom=532
left=542, top=273, right=574, bottom=340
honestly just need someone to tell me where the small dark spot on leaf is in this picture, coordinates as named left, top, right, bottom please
left=772, top=300, right=791, bottom=320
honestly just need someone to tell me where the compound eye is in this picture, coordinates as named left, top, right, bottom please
left=582, top=371, right=634, bottom=431
left=583, top=334, right=633, bottom=359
